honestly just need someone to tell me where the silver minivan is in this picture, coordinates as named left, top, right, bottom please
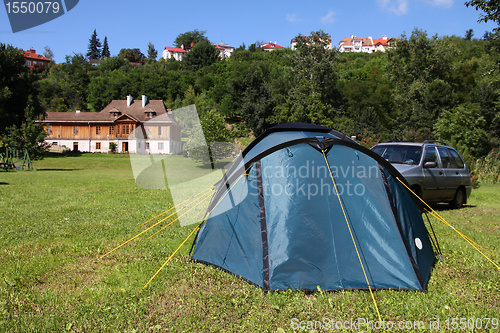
left=371, top=141, right=472, bottom=208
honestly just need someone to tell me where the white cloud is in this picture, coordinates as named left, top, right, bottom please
left=425, top=0, right=453, bottom=8
left=320, top=10, right=336, bottom=24
left=377, top=0, right=409, bottom=15
left=286, top=13, right=302, bottom=23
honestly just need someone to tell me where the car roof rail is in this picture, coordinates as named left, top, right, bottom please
left=423, top=140, right=449, bottom=146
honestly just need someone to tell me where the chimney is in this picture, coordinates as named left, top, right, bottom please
left=142, top=95, right=148, bottom=107
left=127, top=94, right=133, bottom=107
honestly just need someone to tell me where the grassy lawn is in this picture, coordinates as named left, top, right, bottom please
left=0, top=153, right=498, bottom=332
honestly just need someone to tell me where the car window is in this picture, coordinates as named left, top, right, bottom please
left=448, top=149, right=465, bottom=168
left=371, top=146, right=386, bottom=157
left=423, top=146, right=440, bottom=167
left=437, top=147, right=457, bottom=168
left=372, top=145, right=421, bottom=165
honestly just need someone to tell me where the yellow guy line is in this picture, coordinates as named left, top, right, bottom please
left=99, top=189, right=214, bottom=260
left=424, top=208, right=492, bottom=255
left=142, top=223, right=202, bottom=290
left=194, top=200, right=211, bottom=219
left=396, top=177, right=499, bottom=270
left=140, top=187, right=213, bottom=226
left=322, top=150, right=384, bottom=325
left=147, top=191, right=214, bottom=239
left=202, top=173, right=249, bottom=221
left=142, top=173, right=249, bottom=289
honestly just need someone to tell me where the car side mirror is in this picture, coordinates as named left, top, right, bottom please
left=424, top=161, right=437, bottom=168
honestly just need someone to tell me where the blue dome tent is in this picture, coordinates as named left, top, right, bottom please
left=190, top=123, right=436, bottom=292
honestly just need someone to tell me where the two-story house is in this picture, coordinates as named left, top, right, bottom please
left=338, top=36, right=395, bottom=53
left=162, top=46, right=187, bottom=61
left=44, top=95, right=183, bottom=154
left=338, top=36, right=375, bottom=53
left=23, top=49, right=51, bottom=72
left=372, top=36, right=396, bottom=52
left=213, top=42, right=235, bottom=59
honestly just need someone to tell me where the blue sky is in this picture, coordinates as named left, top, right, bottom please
left=1, top=0, right=497, bottom=63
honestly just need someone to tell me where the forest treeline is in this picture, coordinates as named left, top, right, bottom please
left=2, top=28, right=499, bottom=161
left=37, top=29, right=500, bottom=158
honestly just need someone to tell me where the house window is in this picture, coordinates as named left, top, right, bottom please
left=73, top=126, right=79, bottom=135
left=48, top=125, right=53, bottom=134
left=158, top=126, right=162, bottom=135
left=96, top=142, right=101, bottom=150
left=96, top=126, right=101, bottom=135
left=52, top=142, right=57, bottom=146
left=124, top=124, right=129, bottom=135
left=109, top=126, right=114, bottom=135
left=117, top=125, right=120, bottom=135
left=158, top=142, right=164, bottom=150
left=26, top=60, right=31, bottom=66
left=146, top=142, right=150, bottom=150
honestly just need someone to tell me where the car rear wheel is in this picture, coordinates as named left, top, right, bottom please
left=450, top=188, right=465, bottom=209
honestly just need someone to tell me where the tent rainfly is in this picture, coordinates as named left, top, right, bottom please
left=190, top=123, right=436, bottom=292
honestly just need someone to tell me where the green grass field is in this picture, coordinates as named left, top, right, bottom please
left=0, top=153, right=498, bottom=332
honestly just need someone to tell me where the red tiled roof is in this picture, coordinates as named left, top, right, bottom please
left=373, top=37, right=391, bottom=46
left=23, top=49, right=51, bottom=62
left=164, top=46, right=186, bottom=53
left=260, top=42, right=285, bottom=50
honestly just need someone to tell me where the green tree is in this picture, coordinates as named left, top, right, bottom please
left=174, top=29, right=208, bottom=49
left=435, top=103, right=490, bottom=157
left=387, top=29, right=453, bottom=139
left=187, top=109, right=231, bottom=168
left=465, top=0, right=500, bottom=31
left=102, top=36, right=110, bottom=58
left=39, top=54, right=91, bottom=111
left=184, top=40, right=220, bottom=69
left=98, top=56, right=128, bottom=72
left=87, top=29, right=102, bottom=60
left=465, top=29, right=475, bottom=40
left=226, top=61, right=277, bottom=136
left=118, top=48, right=145, bottom=63
left=147, top=42, right=157, bottom=62
left=4, top=99, right=49, bottom=160
left=0, top=43, right=43, bottom=134
left=336, top=54, right=394, bottom=136
left=43, top=46, right=54, bottom=60
left=275, top=31, right=339, bottom=128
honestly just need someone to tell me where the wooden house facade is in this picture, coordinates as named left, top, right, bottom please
left=44, top=95, right=183, bottom=154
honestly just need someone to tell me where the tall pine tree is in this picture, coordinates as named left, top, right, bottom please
left=86, top=29, right=102, bottom=60
left=102, top=36, right=110, bottom=58
left=147, top=42, right=157, bottom=62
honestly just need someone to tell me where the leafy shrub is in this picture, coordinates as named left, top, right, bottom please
left=470, top=149, right=500, bottom=184
left=109, top=142, right=117, bottom=153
